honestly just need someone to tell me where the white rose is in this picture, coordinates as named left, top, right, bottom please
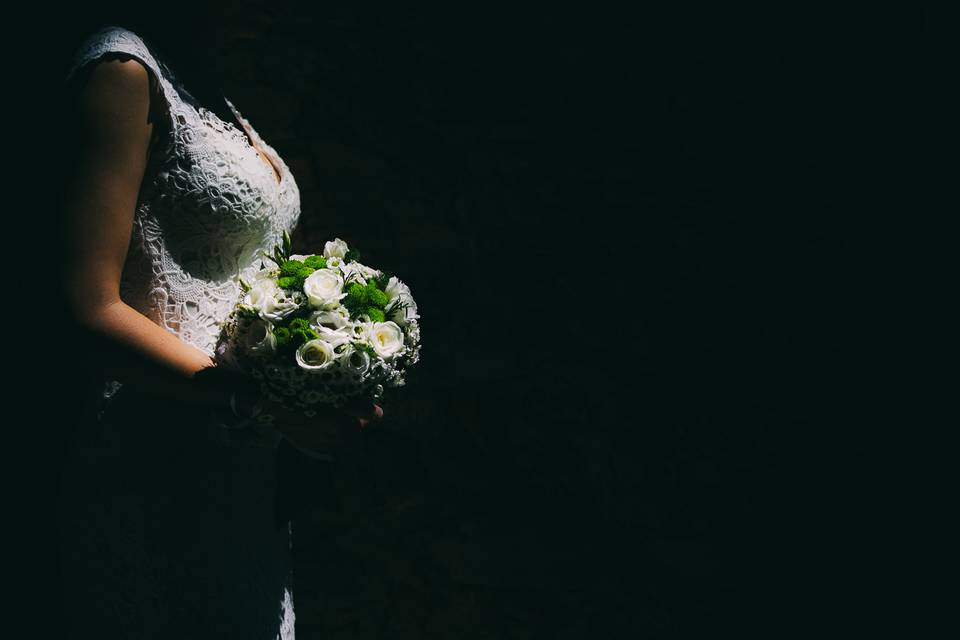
left=243, top=274, right=277, bottom=309
left=303, top=269, right=346, bottom=309
left=244, top=275, right=300, bottom=323
left=351, top=319, right=376, bottom=342
left=309, top=307, right=350, bottom=331
left=323, top=238, right=349, bottom=259
left=368, top=321, right=404, bottom=359
left=295, top=339, right=337, bottom=371
left=384, top=276, right=419, bottom=325
left=315, top=324, right=352, bottom=348
left=262, top=297, right=300, bottom=323
left=337, top=343, right=371, bottom=376
left=341, top=261, right=381, bottom=285
left=241, top=318, right=277, bottom=356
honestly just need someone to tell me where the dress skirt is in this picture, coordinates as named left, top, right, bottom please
left=54, top=385, right=295, bottom=639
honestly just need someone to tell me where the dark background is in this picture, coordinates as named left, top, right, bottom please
left=9, top=1, right=921, bottom=637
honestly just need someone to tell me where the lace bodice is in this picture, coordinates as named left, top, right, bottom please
left=59, top=28, right=301, bottom=639
left=64, top=25, right=301, bottom=361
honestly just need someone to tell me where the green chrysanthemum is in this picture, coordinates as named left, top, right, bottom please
left=277, top=276, right=297, bottom=289
left=273, top=326, right=292, bottom=347
left=286, top=265, right=316, bottom=289
left=303, top=255, right=327, bottom=270
left=366, top=286, right=388, bottom=309
left=280, top=260, right=304, bottom=277
left=291, top=327, right=320, bottom=345
left=365, top=307, right=386, bottom=323
left=344, top=282, right=368, bottom=309
left=288, top=317, right=311, bottom=332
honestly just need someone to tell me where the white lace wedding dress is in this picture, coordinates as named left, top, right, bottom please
left=55, top=25, right=302, bottom=639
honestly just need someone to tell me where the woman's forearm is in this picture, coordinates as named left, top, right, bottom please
left=54, top=57, right=254, bottom=414
left=69, top=298, right=246, bottom=409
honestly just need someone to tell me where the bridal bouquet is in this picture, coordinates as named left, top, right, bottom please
left=214, top=233, right=421, bottom=419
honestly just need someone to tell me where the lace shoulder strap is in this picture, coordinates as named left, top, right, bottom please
left=63, top=25, right=191, bottom=131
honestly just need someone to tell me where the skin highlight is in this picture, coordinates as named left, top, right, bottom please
left=57, top=56, right=380, bottom=451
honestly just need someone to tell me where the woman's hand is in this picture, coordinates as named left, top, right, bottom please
left=264, top=396, right=384, bottom=458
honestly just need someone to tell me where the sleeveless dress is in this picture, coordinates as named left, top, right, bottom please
left=55, top=25, right=302, bottom=639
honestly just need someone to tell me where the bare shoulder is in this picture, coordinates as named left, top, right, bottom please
left=81, top=56, right=151, bottom=104
left=72, top=56, right=154, bottom=137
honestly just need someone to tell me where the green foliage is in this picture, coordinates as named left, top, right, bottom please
left=384, top=296, right=410, bottom=319
left=342, top=269, right=365, bottom=287
left=303, top=255, right=327, bottom=270
left=261, top=230, right=293, bottom=267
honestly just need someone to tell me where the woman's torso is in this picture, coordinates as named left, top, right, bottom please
left=64, top=24, right=301, bottom=362
left=57, top=26, right=300, bottom=638
left=63, top=25, right=302, bottom=420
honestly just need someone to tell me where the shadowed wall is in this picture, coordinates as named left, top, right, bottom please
left=13, top=2, right=921, bottom=638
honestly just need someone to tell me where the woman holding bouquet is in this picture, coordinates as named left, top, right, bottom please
left=52, top=18, right=380, bottom=639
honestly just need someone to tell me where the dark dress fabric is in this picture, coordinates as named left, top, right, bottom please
left=54, top=383, right=296, bottom=639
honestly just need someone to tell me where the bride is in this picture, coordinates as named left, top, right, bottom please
left=52, top=21, right=381, bottom=638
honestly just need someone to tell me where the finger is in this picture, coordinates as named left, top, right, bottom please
left=357, top=404, right=384, bottom=422
left=341, top=400, right=381, bottom=420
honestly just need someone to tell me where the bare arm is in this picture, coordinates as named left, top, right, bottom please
left=56, top=56, right=382, bottom=445
left=57, top=57, right=239, bottom=408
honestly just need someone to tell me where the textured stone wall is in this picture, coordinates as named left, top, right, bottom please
left=19, top=2, right=920, bottom=638
left=205, top=5, right=910, bottom=636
